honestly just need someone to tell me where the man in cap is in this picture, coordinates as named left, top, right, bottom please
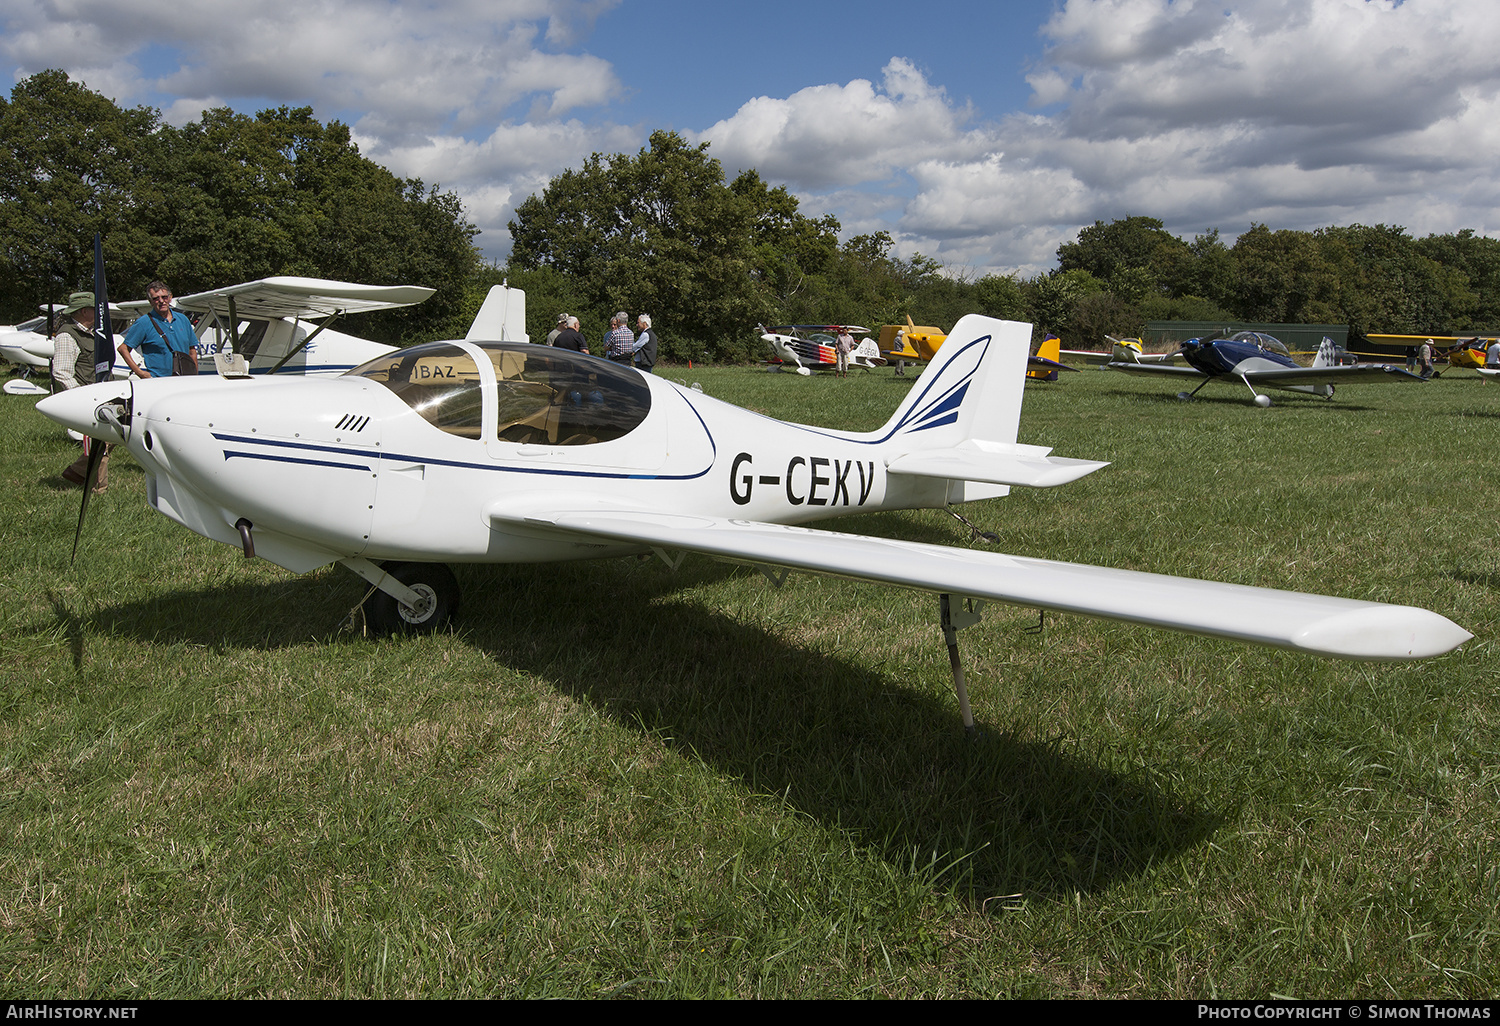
left=51, top=291, right=110, bottom=492
left=547, top=313, right=570, bottom=346
left=1419, top=338, right=1436, bottom=379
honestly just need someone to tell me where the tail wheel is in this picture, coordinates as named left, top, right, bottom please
left=366, top=562, right=460, bottom=635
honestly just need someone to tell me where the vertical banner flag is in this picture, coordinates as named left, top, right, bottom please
left=92, top=234, right=115, bottom=384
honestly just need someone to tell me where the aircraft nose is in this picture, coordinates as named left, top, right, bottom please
left=36, top=380, right=132, bottom=442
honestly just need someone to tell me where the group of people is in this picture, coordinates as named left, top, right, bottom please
left=1412, top=337, right=1500, bottom=378
left=50, top=279, right=198, bottom=493
left=545, top=310, right=658, bottom=372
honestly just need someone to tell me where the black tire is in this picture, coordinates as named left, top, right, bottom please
left=365, top=562, right=460, bottom=635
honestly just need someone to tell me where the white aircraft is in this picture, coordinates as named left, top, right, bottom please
left=39, top=313, right=1470, bottom=733
left=5, top=276, right=442, bottom=393
left=760, top=324, right=885, bottom=375
left=1, top=307, right=135, bottom=393
left=125, top=276, right=438, bottom=376
left=1107, top=332, right=1424, bottom=407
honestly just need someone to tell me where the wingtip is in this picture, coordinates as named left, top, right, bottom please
left=1294, top=606, right=1473, bottom=661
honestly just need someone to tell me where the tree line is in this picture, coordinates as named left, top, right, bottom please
left=7, top=71, right=1497, bottom=360
left=0, top=70, right=478, bottom=344
left=507, top=135, right=1500, bottom=358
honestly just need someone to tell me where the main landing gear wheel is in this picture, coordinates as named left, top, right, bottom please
left=365, top=562, right=460, bottom=635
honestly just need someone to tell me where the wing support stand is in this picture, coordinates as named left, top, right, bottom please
left=939, top=593, right=986, bottom=738
left=757, top=565, right=791, bottom=588
left=340, top=556, right=429, bottom=617
left=945, top=507, right=999, bottom=543
left=651, top=547, right=688, bottom=571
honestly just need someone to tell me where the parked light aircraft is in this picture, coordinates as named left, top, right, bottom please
left=1061, top=335, right=1166, bottom=366
left=1107, top=332, right=1424, bottom=407
left=880, top=319, right=1075, bottom=382
left=1, top=307, right=134, bottom=388
left=40, top=314, right=1470, bottom=733
left=128, top=276, right=438, bottom=377
left=1442, top=338, right=1498, bottom=373
left=760, top=324, right=885, bottom=375
left=6, top=276, right=439, bottom=391
left=1025, top=334, right=1077, bottom=382
left=880, top=318, right=945, bottom=364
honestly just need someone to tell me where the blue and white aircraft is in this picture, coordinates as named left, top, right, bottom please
left=38, top=314, right=1469, bottom=732
left=1107, top=332, right=1424, bottom=406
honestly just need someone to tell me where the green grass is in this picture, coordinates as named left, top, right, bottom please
left=1, top=361, right=1496, bottom=998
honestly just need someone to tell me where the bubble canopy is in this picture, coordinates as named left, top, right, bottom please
left=347, top=341, right=652, bottom=445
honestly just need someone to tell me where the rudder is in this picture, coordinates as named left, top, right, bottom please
left=873, top=315, right=1032, bottom=450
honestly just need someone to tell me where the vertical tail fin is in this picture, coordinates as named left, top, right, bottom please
left=466, top=284, right=529, bottom=343
left=873, top=315, right=1032, bottom=450
left=1027, top=333, right=1063, bottom=381
left=1312, top=336, right=1338, bottom=369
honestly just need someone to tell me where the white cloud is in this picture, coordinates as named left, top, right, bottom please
left=896, top=0, right=1500, bottom=273
left=366, top=118, right=641, bottom=245
left=6, top=0, right=1499, bottom=273
left=692, top=57, right=978, bottom=190
left=3, top=0, right=624, bottom=143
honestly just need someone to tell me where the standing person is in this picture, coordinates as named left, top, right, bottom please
left=546, top=313, right=570, bottom=346
left=1485, top=337, right=1500, bottom=369
left=1418, top=338, right=1435, bottom=379
left=633, top=314, right=658, bottom=373
left=604, top=311, right=635, bottom=365
left=835, top=326, right=856, bottom=378
left=51, top=291, right=110, bottom=492
left=553, top=316, right=588, bottom=353
left=118, top=280, right=197, bottom=378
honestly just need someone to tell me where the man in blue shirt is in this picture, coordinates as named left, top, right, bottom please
left=118, top=280, right=198, bottom=378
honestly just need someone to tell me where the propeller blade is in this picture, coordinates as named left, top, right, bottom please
left=70, top=440, right=106, bottom=564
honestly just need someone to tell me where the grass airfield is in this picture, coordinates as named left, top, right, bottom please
left=0, top=359, right=1496, bottom=999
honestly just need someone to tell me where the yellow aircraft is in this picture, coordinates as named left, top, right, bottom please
left=882, top=318, right=1073, bottom=380
left=1026, top=333, right=1066, bottom=381
left=879, top=317, right=946, bottom=364
left=1444, top=338, right=1495, bottom=370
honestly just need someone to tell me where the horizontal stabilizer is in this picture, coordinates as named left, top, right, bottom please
left=487, top=506, right=1470, bottom=661
left=886, top=446, right=1107, bottom=488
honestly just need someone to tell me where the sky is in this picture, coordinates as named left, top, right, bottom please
left=3, top=0, right=1498, bottom=278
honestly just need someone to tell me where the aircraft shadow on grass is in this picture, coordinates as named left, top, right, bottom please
left=65, top=555, right=1222, bottom=901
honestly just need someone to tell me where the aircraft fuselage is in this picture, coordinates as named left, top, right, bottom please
left=55, top=342, right=950, bottom=574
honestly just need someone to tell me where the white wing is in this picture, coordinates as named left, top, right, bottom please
left=487, top=505, right=1469, bottom=661
left=122, top=277, right=435, bottom=319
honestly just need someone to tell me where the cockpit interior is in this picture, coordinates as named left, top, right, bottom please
left=349, top=342, right=652, bottom=446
